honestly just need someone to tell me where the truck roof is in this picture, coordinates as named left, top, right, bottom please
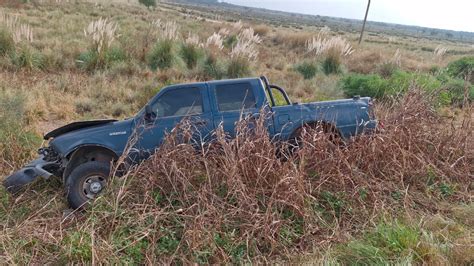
left=166, top=77, right=262, bottom=89
left=207, top=77, right=261, bottom=85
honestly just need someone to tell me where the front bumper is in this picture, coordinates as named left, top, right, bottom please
left=2, top=157, right=60, bottom=194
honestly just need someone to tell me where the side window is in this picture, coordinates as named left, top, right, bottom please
left=215, top=83, right=256, bottom=112
left=271, top=88, right=290, bottom=106
left=153, top=87, right=203, bottom=118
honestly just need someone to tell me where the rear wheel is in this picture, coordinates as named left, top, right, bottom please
left=65, top=161, right=110, bottom=209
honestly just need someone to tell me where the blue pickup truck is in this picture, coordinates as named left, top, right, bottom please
left=3, top=76, right=377, bottom=208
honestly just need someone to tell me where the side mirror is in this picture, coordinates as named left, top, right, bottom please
left=144, top=105, right=155, bottom=121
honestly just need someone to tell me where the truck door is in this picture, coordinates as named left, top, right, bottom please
left=136, top=84, right=213, bottom=155
left=209, top=80, right=273, bottom=137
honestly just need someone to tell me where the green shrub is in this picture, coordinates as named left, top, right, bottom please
left=0, top=27, right=14, bottom=56
left=341, top=71, right=445, bottom=100
left=341, top=73, right=388, bottom=98
left=447, top=56, right=474, bottom=81
left=200, top=54, right=224, bottom=79
left=147, top=40, right=175, bottom=71
left=429, top=65, right=440, bottom=75
left=77, top=50, right=99, bottom=71
left=77, top=47, right=126, bottom=72
left=295, top=61, right=317, bottom=79
left=9, top=46, right=45, bottom=70
left=321, top=49, right=342, bottom=75
left=444, top=78, right=474, bottom=105
left=105, top=46, right=127, bottom=63
left=138, top=0, right=156, bottom=8
left=180, top=43, right=202, bottom=69
left=227, top=57, right=251, bottom=78
left=224, top=35, right=238, bottom=49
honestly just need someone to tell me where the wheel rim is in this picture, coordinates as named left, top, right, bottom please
left=82, top=175, right=106, bottom=199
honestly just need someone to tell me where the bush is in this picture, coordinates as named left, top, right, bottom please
left=224, top=35, right=238, bottom=49
left=0, top=27, right=14, bottom=56
left=77, top=47, right=126, bottom=72
left=341, top=71, right=448, bottom=103
left=77, top=50, right=99, bottom=71
left=180, top=43, right=202, bottom=69
left=295, top=61, right=317, bottom=79
left=447, top=56, right=474, bottom=81
left=341, top=73, right=389, bottom=98
left=227, top=57, right=251, bottom=78
left=9, top=46, right=45, bottom=70
left=321, top=48, right=342, bottom=75
left=147, top=40, right=175, bottom=71
left=139, top=0, right=156, bottom=8
left=200, top=54, right=224, bottom=79
left=444, top=78, right=474, bottom=105
left=105, top=46, right=127, bottom=63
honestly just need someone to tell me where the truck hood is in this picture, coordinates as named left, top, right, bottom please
left=44, top=119, right=118, bottom=140
left=48, top=119, right=134, bottom=156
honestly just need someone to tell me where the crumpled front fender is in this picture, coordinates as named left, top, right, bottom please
left=2, top=157, right=60, bottom=194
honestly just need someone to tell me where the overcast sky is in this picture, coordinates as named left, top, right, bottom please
left=222, top=0, right=474, bottom=32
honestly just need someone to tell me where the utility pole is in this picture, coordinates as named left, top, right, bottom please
left=359, top=0, right=371, bottom=44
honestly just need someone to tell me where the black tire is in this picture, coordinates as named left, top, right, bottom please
left=65, top=161, right=111, bottom=209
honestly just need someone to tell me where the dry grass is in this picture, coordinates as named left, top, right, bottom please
left=253, top=24, right=271, bottom=36
left=2, top=89, right=471, bottom=263
left=0, top=88, right=471, bottom=263
left=0, top=0, right=473, bottom=264
left=230, top=27, right=261, bottom=61
left=347, top=49, right=386, bottom=74
left=0, top=11, right=34, bottom=43
left=84, top=17, right=118, bottom=53
left=306, top=34, right=354, bottom=57
left=272, top=30, right=313, bottom=49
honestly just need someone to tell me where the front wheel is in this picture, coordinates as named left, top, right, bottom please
left=66, top=161, right=110, bottom=209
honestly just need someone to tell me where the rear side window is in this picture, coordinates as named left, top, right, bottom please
left=154, top=87, right=203, bottom=118
left=215, top=83, right=256, bottom=112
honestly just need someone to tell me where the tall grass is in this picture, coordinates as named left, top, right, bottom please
left=227, top=27, right=261, bottom=78
left=180, top=33, right=202, bottom=69
left=0, top=27, right=14, bottom=56
left=0, top=92, right=41, bottom=173
left=295, top=61, right=318, bottom=79
left=28, top=88, right=467, bottom=263
left=78, top=18, right=121, bottom=71
left=146, top=21, right=180, bottom=71
left=147, top=39, right=175, bottom=70
left=0, top=68, right=472, bottom=264
left=0, top=11, right=34, bottom=44
left=306, top=30, right=354, bottom=75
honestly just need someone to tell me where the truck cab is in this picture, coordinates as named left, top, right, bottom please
left=3, top=76, right=377, bottom=209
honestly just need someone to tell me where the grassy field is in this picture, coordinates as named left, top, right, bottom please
left=0, top=0, right=473, bottom=264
